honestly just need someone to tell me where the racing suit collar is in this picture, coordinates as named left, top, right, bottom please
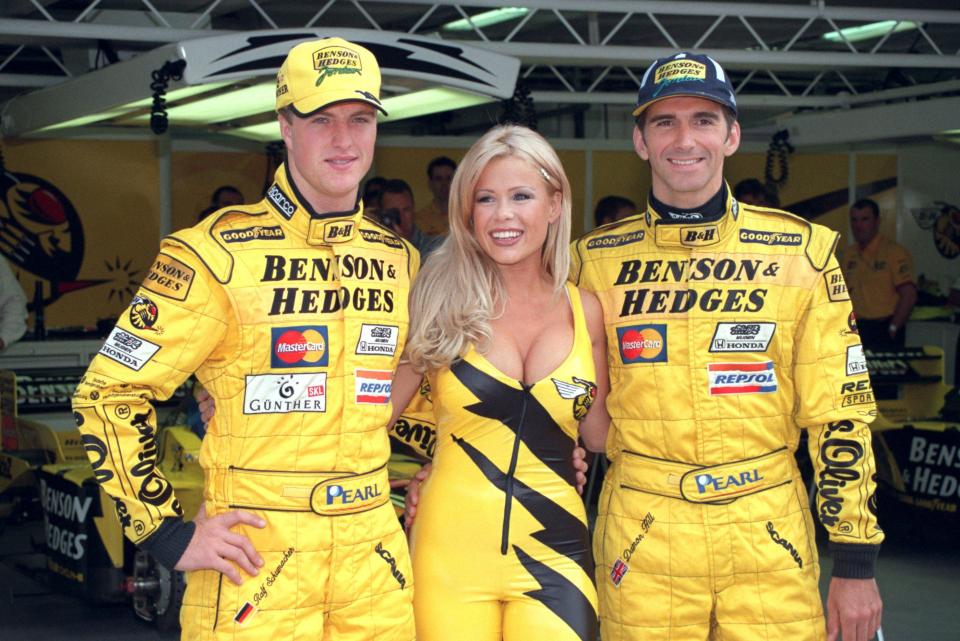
left=645, top=182, right=740, bottom=249
left=265, top=163, right=363, bottom=246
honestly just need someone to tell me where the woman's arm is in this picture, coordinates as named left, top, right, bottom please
left=577, top=288, right=611, bottom=453
left=389, top=360, right=424, bottom=429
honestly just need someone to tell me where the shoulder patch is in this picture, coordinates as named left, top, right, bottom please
left=742, top=208, right=836, bottom=272
left=143, top=253, right=195, bottom=301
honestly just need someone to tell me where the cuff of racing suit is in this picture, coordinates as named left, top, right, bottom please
left=830, top=543, right=880, bottom=579
left=140, top=517, right=196, bottom=570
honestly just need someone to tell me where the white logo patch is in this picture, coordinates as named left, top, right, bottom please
left=243, top=373, right=327, bottom=414
left=709, top=322, right=776, bottom=353
left=356, top=324, right=398, bottom=357
left=355, top=369, right=392, bottom=405
left=99, top=328, right=160, bottom=371
left=846, top=344, right=868, bottom=376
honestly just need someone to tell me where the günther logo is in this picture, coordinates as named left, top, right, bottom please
left=271, top=326, right=329, bottom=368
left=617, top=324, right=667, bottom=364
left=695, top=469, right=764, bottom=495
left=708, top=361, right=778, bottom=395
left=243, top=373, right=327, bottom=414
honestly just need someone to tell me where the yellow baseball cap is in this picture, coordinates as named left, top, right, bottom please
left=275, top=38, right=387, bottom=116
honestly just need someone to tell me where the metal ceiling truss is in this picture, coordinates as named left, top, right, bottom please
left=1, top=0, right=960, bottom=120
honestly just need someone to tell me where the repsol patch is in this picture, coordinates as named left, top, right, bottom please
left=823, top=267, right=849, bottom=302
left=143, top=253, right=195, bottom=301
left=267, top=183, right=296, bottom=219
left=220, top=225, right=285, bottom=243
left=586, top=230, right=645, bottom=250
left=739, top=229, right=802, bottom=246
left=708, top=361, right=777, bottom=395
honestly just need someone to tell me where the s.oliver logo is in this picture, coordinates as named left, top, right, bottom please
left=355, top=369, right=391, bottom=404
left=243, top=373, right=327, bottom=414
left=617, top=324, right=667, bottom=364
left=271, top=326, right=329, bottom=368
left=707, top=361, right=778, bottom=395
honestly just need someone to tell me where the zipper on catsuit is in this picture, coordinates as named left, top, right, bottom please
left=500, top=382, right=532, bottom=555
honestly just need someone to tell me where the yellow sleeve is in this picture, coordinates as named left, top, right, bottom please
left=72, top=242, right=231, bottom=546
left=388, top=377, right=436, bottom=462
left=890, top=243, right=914, bottom=287
left=793, top=250, right=884, bottom=575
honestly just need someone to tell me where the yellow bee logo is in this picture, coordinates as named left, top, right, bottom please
left=552, top=377, right=597, bottom=421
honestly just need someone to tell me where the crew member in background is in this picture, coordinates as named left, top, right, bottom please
left=0, top=257, right=26, bottom=350
left=593, top=195, right=636, bottom=228
left=842, top=198, right=917, bottom=350
left=416, top=156, right=456, bottom=235
left=382, top=178, right=444, bottom=257
left=197, top=185, right=245, bottom=222
left=73, top=38, right=417, bottom=641
left=733, top=178, right=775, bottom=207
left=571, top=51, right=883, bottom=641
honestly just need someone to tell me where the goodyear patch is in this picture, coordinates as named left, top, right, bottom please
left=739, top=229, right=802, bottom=246
left=586, top=230, right=645, bottom=250
left=823, top=267, right=850, bottom=302
left=143, top=253, right=195, bottom=301
left=655, top=59, right=706, bottom=84
left=220, top=225, right=285, bottom=243
left=359, top=228, right=403, bottom=249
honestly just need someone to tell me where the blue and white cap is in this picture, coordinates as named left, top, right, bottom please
left=633, top=52, right=737, bottom=117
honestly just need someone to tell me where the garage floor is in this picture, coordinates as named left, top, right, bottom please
left=1, top=515, right=956, bottom=640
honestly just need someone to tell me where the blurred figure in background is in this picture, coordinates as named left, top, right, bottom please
left=733, top=178, right=775, bottom=207
left=0, top=257, right=26, bottom=350
left=362, top=175, right=387, bottom=221
left=593, top=195, right=636, bottom=228
left=416, top=156, right=456, bottom=235
left=197, top=185, right=245, bottom=222
left=382, top=178, right=443, bottom=257
left=842, top=198, right=918, bottom=349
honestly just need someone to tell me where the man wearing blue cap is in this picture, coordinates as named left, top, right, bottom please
left=572, top=52, right=883, bottom=641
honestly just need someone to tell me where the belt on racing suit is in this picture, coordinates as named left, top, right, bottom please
left=227, top=465, right=390, bottom=515
left=620, top=448, right=793, bottom=504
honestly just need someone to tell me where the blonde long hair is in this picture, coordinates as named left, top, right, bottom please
left=405, top=124, right=572, bottom=373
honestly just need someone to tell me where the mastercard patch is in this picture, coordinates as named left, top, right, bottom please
left=271, top=326, right=329, bottom=368
left=617, top=324, right=667, bottom=364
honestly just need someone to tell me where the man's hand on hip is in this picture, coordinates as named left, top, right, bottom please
left=175, top=507, right=266, bottom=585
left=826, top=577, right=883, bottom=641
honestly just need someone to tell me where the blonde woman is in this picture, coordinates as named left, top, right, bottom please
left=389, top=124, right=609, bottom=641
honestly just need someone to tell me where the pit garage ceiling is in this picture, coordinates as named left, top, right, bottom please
left=1, top=0, right=959, bottom=145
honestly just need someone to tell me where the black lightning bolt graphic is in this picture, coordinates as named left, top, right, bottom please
left=514, top=545, right=597, bottom=641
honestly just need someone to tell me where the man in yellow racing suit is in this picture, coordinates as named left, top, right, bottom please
left=571, top=52, right=883, bottom=641
left=72, top=39, right=418, bottom=640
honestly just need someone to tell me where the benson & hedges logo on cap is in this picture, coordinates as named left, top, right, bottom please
left=313, top=46, right=362, bottom=86
left=634, top=51, right=737, bottom=117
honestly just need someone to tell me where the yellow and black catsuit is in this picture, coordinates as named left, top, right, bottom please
left=409, top=283, right=599, bottom=641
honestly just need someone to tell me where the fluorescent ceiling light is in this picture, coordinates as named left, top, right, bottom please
left=229, top=87, right=495, bottom=142
left=443, top=7, right=529, bottom=31
left=126, top=81, right=274, bottom=125
left=38, top=81, right=232, bottom=131
left=822, top=20, right=919, bottom=43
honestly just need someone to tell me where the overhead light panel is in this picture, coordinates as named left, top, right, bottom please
left=443, top=7, right=529, bottom=31
left=822, top=20, right=919, bottom=44
left=229, top=87, right=495, bottom=142
left=126, top=82, right=274, bottom=125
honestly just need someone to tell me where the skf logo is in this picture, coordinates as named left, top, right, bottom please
left=323, top=221, right=354, bottom=243
left=610, top=558, right=628, bottom=587
left=355, top=369, right=391, bottom=404
left=617, top=324, right=667, bottom=364
left=326, top=483, right=381, bottom=505
left=267, top=184, right=296, bottom=219
left=681, top=226, right=717, bottom=246
left=128, top=295, right=159, bottom=331
left=739, top=229, right=802, bottom=246
left=824, top=267, right=850, bottom=302
left=708, top=361, right=777, bottom=395
left=551, top=377, right=598, bottom=421
left=695, top=469, right=764, bottom=495
left=271, top=326, right=329, bottom=368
